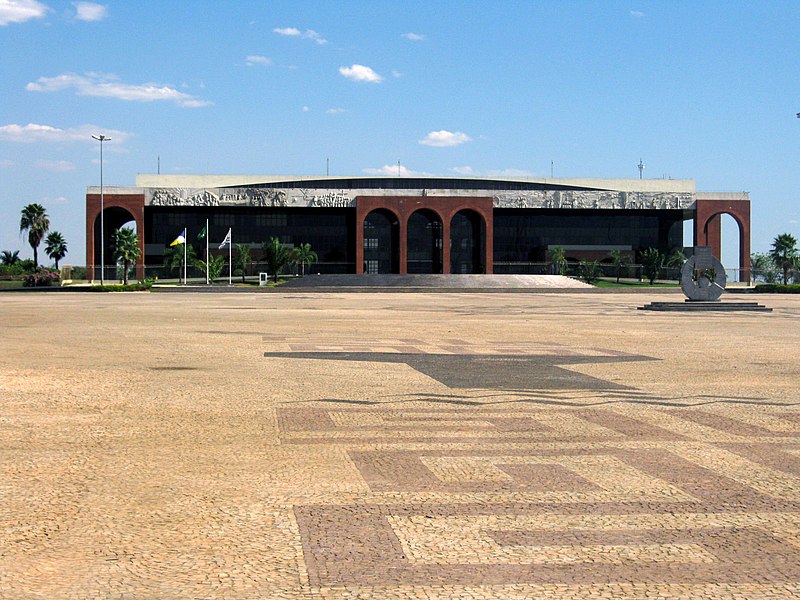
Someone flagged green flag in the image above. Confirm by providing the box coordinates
[197,225,206,240]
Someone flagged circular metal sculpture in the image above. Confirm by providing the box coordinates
[680,255,727,301]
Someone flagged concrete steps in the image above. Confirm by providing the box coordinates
[281,274,593,290]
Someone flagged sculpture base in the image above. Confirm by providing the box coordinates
[638,301,771,312]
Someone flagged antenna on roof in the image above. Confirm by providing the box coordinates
[637,159,645,180]
[157,155,160,175]
[551,160,554,178]
[397,159,401,177]
[326,157,329,177]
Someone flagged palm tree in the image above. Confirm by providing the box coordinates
[112,227,141,285]
[609,250,629,283]
[291,242,318,277]
[19,203,50,267]
[233,243,252,283]
[163,243,197,282]
[262,236,292,282]
[750,252,778,284]
[548,246,567,275]
[1,250,20,266]
[769,233,799,285]
[640,247,663,285]
[194,254,227,283]
[664,248,687,281]
[44,231,68,269]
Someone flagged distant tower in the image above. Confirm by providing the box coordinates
[637,159,645,180]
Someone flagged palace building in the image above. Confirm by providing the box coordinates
[85,174,750,280]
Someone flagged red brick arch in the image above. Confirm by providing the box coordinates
[694,198,750,283]
[86,192,146,281]
[356,196,494,274]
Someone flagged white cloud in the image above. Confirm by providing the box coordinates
[449,166,534,178]
[362,164,430,177]
[41,195,68,205]
[486,168,534,178]
[302,105,310,112]
[0,0,48,25]
[0,122,131,144]
[450,166,477,176]
[402,32,425,41]
[326,107,346,114]
[392,70,402,78]
[273,26,327,44]
[419,130,472,147]
[630,10,645,17]
[245,55,271,66]
[73,2,107,21]
[339,64,383,83]
[35,159,75,172]
[26,72,211,107]
[0,158,14,168]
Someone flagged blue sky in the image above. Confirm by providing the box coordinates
[1,0,799,266]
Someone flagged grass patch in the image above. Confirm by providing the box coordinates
[0,280,25,289]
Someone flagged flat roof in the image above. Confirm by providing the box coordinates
[134,173,697,194]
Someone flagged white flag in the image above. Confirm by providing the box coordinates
[218,228,231,249]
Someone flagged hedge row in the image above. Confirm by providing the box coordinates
[87,283,153,292]
[753,283,800,293]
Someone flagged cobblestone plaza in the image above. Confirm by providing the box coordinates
[2,291,800,598]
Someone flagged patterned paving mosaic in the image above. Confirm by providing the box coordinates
[263,334,800,596]
[3,293,800,599]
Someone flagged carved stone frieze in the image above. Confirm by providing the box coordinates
[145,187,694,210]
[492,190,694,210]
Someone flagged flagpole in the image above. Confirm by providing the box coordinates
[228,230,232,285]
[205,218,209,285]
[183,232,187,285]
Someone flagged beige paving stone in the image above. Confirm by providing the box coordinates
[2,291,800,598]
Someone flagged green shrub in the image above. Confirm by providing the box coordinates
[22,270,60,287]
[753,283,800,293]
[577,260,601,284]
[88,282,153,292]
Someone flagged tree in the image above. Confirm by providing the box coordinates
[664,248,687,281]
[1,250,20,266]
[577,260,601,284]
[163,243,197,282]
[769,233,799,285]
[233,243,252,283]
[194,254,227,283]
[609,250,629,284]
[640,247,663,285]
[112,227,141,285]
[291,242,318,277]
[750,252,779,284]
[44,231,68,269]
[19,203,50,267]
[548,246,567,275]
[262,236,292,282]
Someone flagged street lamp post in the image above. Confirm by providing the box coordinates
[92,134,111,284]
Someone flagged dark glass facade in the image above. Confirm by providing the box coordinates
[140,204,685,275]
[406,211,443,274]
[145,207,356,273]
[493,209,684,263]
[450,210,484,274]
[363,210,399,274]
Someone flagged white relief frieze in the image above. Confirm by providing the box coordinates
[492,190,694,210]
[146,187,692,210]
